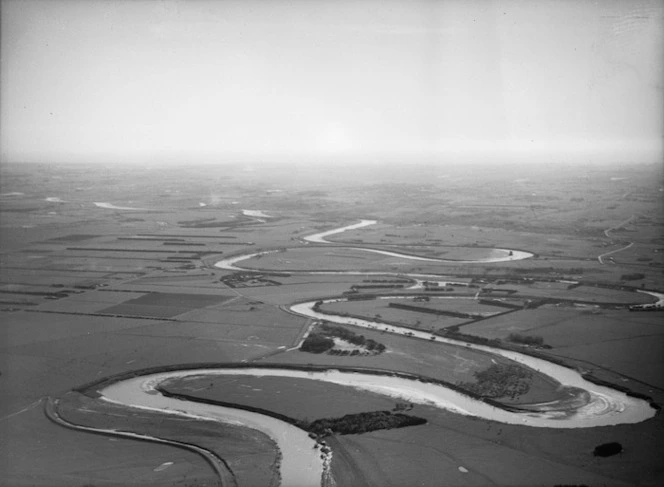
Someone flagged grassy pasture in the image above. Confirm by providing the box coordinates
[241,247,384,272]
[100,292,231,318]
[329,400,664,487]
[143,316,305,347]
[318,298,474,330]
[56,392,279,487]
[325,222,601,257]
[229,282,356,306]
[460,307,664,387]
[0,405,216,487]
[239,246,528,274]
[161,375,401,421]
[324,301,469,330]
[271,325,571,406]
[481,282,653,304]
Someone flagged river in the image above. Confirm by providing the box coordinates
[80,220,658,486]
[101,371,324,487]
[303,220,378,243]
[97,357,655,486]
[288,299,655,428]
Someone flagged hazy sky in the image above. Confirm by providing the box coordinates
[1,0,662,165]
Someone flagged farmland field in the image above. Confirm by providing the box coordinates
[1,161,663,486]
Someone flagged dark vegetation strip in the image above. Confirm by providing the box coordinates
[44,397,235,487]
[66,247,197,254]
[0,266,140,274]
[51,255,169,261]
[301,411,426,436]
[137,234,238,239]
[182,242,253,246]
[351,284,405,289]
[362,279,412,283]
[96,280,211,289]
[180,222,262,229]
[118,237,187,242]
[162,242,207,246]
[0,281,61,287]
[343,293,382,300]
[0,289,69,297]
[118,238,246,246]
[23,309,177,321]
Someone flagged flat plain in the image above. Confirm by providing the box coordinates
[1,161,663,486]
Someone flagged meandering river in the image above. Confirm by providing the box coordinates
[77,220,657,486]
[288,299,655,427]
[101,371,324,487]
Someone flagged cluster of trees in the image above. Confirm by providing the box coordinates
[507,333,549,348]
[593,442,623,457]
[327,349,368,356]
[300,334,334,353]
[319,323,386,353]
[300,324,386,355]
[457,363,533,399]
[300,411,426,436]
[345,293,378,301]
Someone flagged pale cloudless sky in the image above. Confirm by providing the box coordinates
[1,0,662,165]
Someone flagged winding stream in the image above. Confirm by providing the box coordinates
[101,371,324,487]
[288,299,655,427]
[73,220,658,486]
[303,220,378,243]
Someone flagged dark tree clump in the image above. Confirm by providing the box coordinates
[300,334,334,353]
[593,442,623,457]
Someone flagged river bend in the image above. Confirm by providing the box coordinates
[70,221,658,486]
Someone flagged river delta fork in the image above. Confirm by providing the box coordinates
[1,161,663,487]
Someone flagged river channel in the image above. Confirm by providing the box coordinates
[85,221,657,486]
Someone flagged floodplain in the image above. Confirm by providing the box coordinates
[1,161,663,486]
